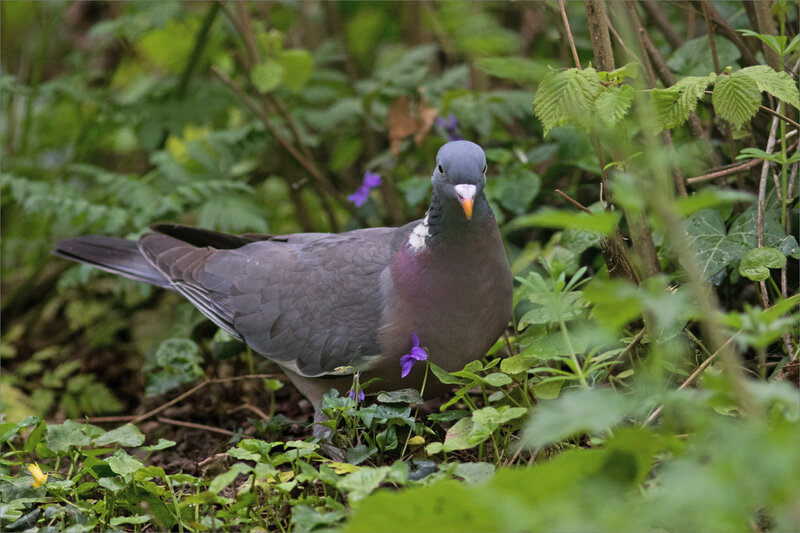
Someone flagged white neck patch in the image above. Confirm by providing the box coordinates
[408,212,430,252]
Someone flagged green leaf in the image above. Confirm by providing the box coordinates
[739,247,787,281]
[534,68,604,136]
[737,65,799,109]
[483,372,513,387]
[93,424,145,447]
[523,388,636,448]
[278,49,314,92]
[209,463,252,494]
[651,75,715,130]
[737,29,786,56]
[712,72,761,129]
[338,466,391,501]
[110,515,151,527]
[107,449,145,482]
[476,57,550,84]
[46,420,103,453]
[500,354,537,374]
[505,208,619,235]
[429,363,471,385]
[453,462,496,484]
[376,389,424,404]
[684,208,749,280]
[0,415,40,443]
[667,36,740,76]
[141,438,177,452]
[675,187,753,216]
[250,60,284,93]
[144,338,204,397]
[594,85,634,124]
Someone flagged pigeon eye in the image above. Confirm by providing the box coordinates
[437,164,444,174]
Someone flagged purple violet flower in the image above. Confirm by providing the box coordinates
[400,333,428,378]
[348,388,365,402]
[435,114,463,141]
[348,171,382,207]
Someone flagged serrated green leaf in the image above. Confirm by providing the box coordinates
[595,85,634,124]
[533,68,603,136]
[46,420,103,453]
[737,65,799,109]
[651,75,714,130]
[739,247,787,281]
[107,449,145,482]
[251,60,284,93]
[712,72,761,129]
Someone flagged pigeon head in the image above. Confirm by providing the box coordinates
[432,141,487,221]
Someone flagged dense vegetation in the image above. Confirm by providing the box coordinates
[1,1,798,531]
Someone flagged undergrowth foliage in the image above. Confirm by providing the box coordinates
[1,1,798,532]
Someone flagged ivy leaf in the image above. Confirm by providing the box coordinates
[651,75,715,130]
[595,85,634,124]
[684,209,750,280]
[739,247,787,282]
[737,65,799,109]
[712,72,761,129]
[251,60,284,93]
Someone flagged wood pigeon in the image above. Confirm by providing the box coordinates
[54,140,513,431]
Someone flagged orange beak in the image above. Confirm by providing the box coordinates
[454,184,477,221]
[460,198,474,220]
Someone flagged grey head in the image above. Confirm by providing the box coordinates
[429,140,489,229]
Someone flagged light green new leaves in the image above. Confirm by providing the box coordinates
[651,75,715,130]
[652,65,798,131]
[594,84,634,124]
[739,247,786,281]
[426,406,528,454]
[712,71,761,129]
[251,49,314,94]
[533,68,604,136]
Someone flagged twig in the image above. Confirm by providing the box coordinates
[503,331,516,357]
[685,158,762,184]
[558,0,582,69]
[211,66,361,220]
[700,1,721,74]
[230,403,272,422]
[177,2,219,97]
[555,188,592,214]
[584,0,615,71]
[642,332,740,426]
[757,115,781,309]
[129,373,280,426]
[157,417,237,437]
[640,1,683,50]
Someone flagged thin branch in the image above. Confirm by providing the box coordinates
[177,2,219,97]
[129,374,280,426]
[757,115,781,310]
[686,158,762,184]
[558,0,582,69]
[211,66,362,220]
[555,188,593,214]
[584,0,615,70]
[642,331,740,426]
[640,0,683,50]
[700,1,721,74]
[157,417,237,437]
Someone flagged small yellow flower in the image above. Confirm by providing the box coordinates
[26,463,47,488]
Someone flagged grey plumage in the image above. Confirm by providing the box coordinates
[54,141,513,416]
